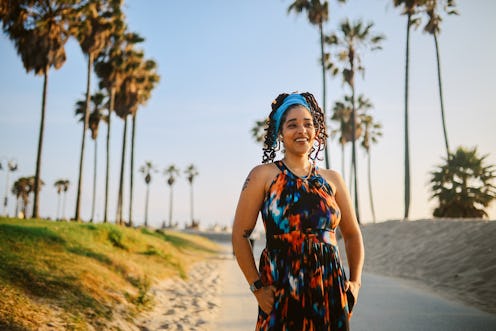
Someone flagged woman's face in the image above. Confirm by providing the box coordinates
[280,106,316,156]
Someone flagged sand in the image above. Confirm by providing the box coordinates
[358,219,496,314]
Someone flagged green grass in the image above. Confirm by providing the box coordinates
[0,217,221,330]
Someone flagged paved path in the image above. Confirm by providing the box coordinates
[211,239,496,331]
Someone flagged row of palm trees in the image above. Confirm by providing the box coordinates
[1,0,160,224]
[139,163,199,228]
[281,0,463,221]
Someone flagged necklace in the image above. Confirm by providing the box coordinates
[282,160,313,180]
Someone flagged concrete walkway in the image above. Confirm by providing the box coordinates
[211,239,496,331]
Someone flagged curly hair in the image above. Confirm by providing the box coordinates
[262,92,328,164]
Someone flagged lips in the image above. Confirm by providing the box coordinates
[295,138,308,142]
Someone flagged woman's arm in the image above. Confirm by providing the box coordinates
[329,170,364,298]
[232,165,275,313]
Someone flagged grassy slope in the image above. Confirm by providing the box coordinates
[0,217,221,330]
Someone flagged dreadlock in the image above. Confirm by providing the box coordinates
[262,92,328,164]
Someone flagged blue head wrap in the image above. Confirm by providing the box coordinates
[271,94,310,147]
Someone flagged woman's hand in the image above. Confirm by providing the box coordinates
[254,285,276,314]
[344,280,361,302]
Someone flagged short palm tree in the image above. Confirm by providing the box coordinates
[288,0,347,169]
[0,159,18,217]
[1,0,75,218]
[422,0,458,158]
[325,19,384,222]
[12,176,43,219]
[164,165,180,228]
[139,161,156,227]
[185,164,199,228]
[430,147,496,218]
[75,91,107,222]
[393,0,425,220]
[54,178,70,220]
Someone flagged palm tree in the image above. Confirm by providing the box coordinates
[112,33,145,225]
[93,4,126,223]
[1,159,18,217]
[330,95,358,182]
[429,146,496,218]
[358,101,383,223]
[325,19,384,223]
[164,164,180,228]
[393,0,424,220]
[422,0,458,158]
[72,0,114,222]
[75,91,106,222]
[12,176,43,219]
[184,164,199,228]
[139,161,155,227]
[54,178,69,220]
[127,58,160,227]
[251,119,268,145]
[12,177,34,219]
[1,0,75,218]
[288,0,347,169]
[61,179,70,220]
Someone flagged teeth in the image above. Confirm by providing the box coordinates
[296,138,307,142]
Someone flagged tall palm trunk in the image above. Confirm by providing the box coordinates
[190,183,194,227]
[144,184,149,227]
[168,185,173,227]
[103,87,115,223]
[404,14,412,220]
[32,69,48,219]
[349,54,360,223]
[367,151,376,223]
[75,54,94,221]
[56,192,61,220]
[341,142,346,182]
[90,138,97,222]
[62,190,67,220]
[434,32,450,158]
[116,116,128,225]
[128,114,137,227]
[319,22,330,169]
[350,91,360,223]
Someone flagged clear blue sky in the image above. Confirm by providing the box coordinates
[1,0,495,228]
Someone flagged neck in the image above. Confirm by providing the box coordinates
[282,154,311,171]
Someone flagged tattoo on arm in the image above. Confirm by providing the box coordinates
[243,228,254,239]
[242,176,251,191]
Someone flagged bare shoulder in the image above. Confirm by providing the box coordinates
[243,163,280,192]
[318,168,344,194]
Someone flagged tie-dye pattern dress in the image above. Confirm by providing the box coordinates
[256,160,351,331]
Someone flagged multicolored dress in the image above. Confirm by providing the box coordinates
[256,160,351,331]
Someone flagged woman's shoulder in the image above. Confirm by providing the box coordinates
[248,162,280,179]
[317,168,344,192]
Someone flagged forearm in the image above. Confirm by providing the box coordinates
[344,231,364,285]
[232,230,260,285]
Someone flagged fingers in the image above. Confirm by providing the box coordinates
[257,286,276,315]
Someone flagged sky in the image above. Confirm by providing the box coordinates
[0,0,495,229]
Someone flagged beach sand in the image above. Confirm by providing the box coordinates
[358,219,496,314]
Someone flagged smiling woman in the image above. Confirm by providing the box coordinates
[232,92,364,330]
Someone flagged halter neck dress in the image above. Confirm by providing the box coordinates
[256,160,351,331]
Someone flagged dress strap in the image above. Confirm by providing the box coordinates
[274,160,287,172]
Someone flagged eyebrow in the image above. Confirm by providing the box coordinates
[286,118,313,123]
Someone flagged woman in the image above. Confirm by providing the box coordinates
[232,92,364,330]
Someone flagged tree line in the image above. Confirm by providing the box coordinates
[252,0,496,221]
[0,0,161,225]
